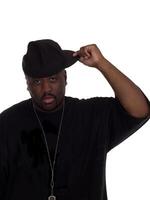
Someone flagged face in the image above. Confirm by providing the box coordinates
[26,70,67,111]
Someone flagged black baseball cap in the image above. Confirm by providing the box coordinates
[22,39,79,78]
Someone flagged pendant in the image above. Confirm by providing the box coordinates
[48,195,56,200]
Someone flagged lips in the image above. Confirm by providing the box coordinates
[42,96,55,104]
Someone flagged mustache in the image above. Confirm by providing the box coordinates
[41,92,57,99]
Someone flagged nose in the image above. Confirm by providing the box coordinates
[42,79,52,93]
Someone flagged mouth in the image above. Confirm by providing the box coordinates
[42,96,56,104]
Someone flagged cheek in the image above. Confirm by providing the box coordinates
[28,86,41,99]
[56,82,66,96]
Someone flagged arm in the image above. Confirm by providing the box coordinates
[73,44,150,118]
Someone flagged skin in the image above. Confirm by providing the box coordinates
[73,44,150,118]
[26,70,67,112]
[26,43,150,117]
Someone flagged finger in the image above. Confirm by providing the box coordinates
[73,51,80,57]
[73,49,84,58]
[81,46,92,58]
[73,45,92,58]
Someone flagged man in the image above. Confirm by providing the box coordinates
[0,39,149,200]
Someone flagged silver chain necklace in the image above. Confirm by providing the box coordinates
[32,100,65,200]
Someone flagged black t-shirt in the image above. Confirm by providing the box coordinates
[36,107,63,162]
[0,96,149,200]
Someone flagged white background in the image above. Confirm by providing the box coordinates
[0,0,149,199]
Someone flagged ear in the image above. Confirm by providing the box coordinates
[64,70,67,85]
[25,75,30,91]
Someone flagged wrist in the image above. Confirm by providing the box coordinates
[95,57,109,71]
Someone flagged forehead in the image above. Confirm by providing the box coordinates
[26,70,65,80]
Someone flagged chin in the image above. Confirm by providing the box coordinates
[41,103,57,112]
[34,98,64,112]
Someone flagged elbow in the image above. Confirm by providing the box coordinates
[130,103,150,118]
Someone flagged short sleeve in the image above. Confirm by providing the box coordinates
[107,98,150,151]
[0,114,8,199]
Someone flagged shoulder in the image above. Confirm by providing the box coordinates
[65,96,116,111]
[0,99,32,120]
[66,96,115,104]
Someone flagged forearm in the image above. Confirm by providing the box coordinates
[74,44,150,118]
[96,58,150,118]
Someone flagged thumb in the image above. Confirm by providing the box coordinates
[73,51,79,57]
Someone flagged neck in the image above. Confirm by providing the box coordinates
[32,97,65,113]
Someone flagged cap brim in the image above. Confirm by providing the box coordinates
[63,50,79,68]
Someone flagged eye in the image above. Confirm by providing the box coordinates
[32,79,41,85]
[49,76,57,82]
